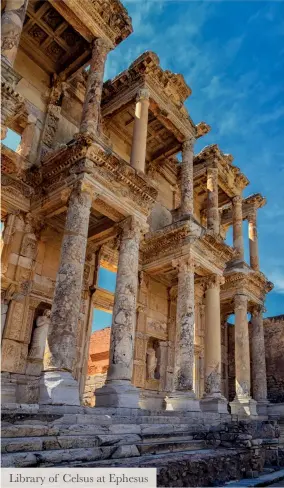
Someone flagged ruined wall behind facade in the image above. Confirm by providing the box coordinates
[263,315,284,403]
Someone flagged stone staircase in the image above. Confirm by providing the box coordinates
[1,405,283,487]
[1,405,229,467]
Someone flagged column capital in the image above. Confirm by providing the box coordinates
[182,136,195,153]
[119,216,148,240]
[232,194,243,205]
[172,254,194,273]
[203,274,225,291]
[251,303,264,317]
[136,87,150,102]
[92,37,112,55]
[234,293,248,307]
[247,207,257,223]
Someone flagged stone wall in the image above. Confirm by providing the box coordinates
[263,315,284,403]
[87,327,110,375]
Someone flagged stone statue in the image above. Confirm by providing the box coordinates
[28,310,51,362]
[146,347,157,380]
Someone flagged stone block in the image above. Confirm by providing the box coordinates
[111,445,140,458]
[165,392,201,412]
[2,437,43,453]
[1,339,28,374]
[39,371,80,406]
[95,380,140,408]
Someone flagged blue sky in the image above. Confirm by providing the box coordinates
[3,1,283,320]
[103,0,284,317]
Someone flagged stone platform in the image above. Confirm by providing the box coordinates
[1,403,284,488]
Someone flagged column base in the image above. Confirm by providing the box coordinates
[39,371,80,406]
[94,380,140,408]
[230,396,258,417]
[201,393,228,414]
[256,399,269,416]
[165,391,201,412]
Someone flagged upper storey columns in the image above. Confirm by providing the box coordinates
[80,38,110,139]
[207,163,219,234]
[248,208,259,270]
[95,217,146,408]
[232,194,244,261]
[39,181,94,405]
[1,0,29,67]
[180,136,195,217]
[130,88,150,173]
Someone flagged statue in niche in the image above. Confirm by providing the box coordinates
[28,310,51,361]
[146,346,157,380]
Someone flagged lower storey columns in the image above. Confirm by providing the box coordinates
[39,181,94,405]
[230,294,257,416]
[251,305,269,415]
[95,217,144,408]
[201,275,227,413]
[166,255,200,411]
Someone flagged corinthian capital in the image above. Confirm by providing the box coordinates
[203,274,225,291]
[93,37,111,55]
[119,216,148,241]
[183,135,195,153]
[172,254,195,273]
[136,87,150,102]
[232,194,242,205]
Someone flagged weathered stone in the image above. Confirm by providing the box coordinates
[111,444,140,458]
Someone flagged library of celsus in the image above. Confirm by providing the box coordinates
[1,0,283,478]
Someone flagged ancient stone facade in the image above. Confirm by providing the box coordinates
[1,0,278,419]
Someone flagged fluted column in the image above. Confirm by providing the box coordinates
[207,164,219,234]
[39,181,94,405]
[80,38,110,138]
[130,88,150,173]
[248,209,259,270]
[166,254,200,411]
[232,195,244,260]
[180,136,195,217]
[201,275,227,413]
[251,305,268,414]
[1,0,29,67]
[95,217,145,408]
[230,294,257,416]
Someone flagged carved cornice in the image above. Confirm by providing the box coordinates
[38,134,157,216]
[220,193,267,226]
[221,269,274,302]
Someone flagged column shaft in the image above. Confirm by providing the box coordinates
[232,195,244,260]
[204,277,222,395]
[95,217,144,408]
[207,166,219,234]
[40,181,93,405]
[248,210,259,270]
[80,38,109,138]
[234,294,250,398]
[1,0,29,67]
[251,306,267,402]
[130,88,150,173]
[180,137,195,216]
[166,254,200,411]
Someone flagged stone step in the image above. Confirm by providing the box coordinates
[137,439,206,455]
[1,421,207,438]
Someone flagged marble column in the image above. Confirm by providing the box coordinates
[1,0,29,67]
[230,294,257,416]
[80,38,110,138]
[207,164,219,234]
[95,217,144,408]
[248,209,259,271]
[251,305,268,415]
[180,136,195,217]
[130,88,150,173]
[201,275,227,413]
[39,181,94,405]
[166,254,200,411]
[232,195,244,260]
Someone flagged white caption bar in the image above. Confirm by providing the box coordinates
[1,468,157,488]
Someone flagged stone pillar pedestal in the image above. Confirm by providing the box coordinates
[80,38,110,138]
[180,137,195,218]
[130,88,150,173]
[39,181,94,405]
[95,217,144,408]
[230,294,257,417]
[232,195,244,261]
[251,305,268,415]
[166,255,200,411]
[201,276,227,413]
[1,0,29,67]
[207,165,219,234]
[248,209,259,271]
